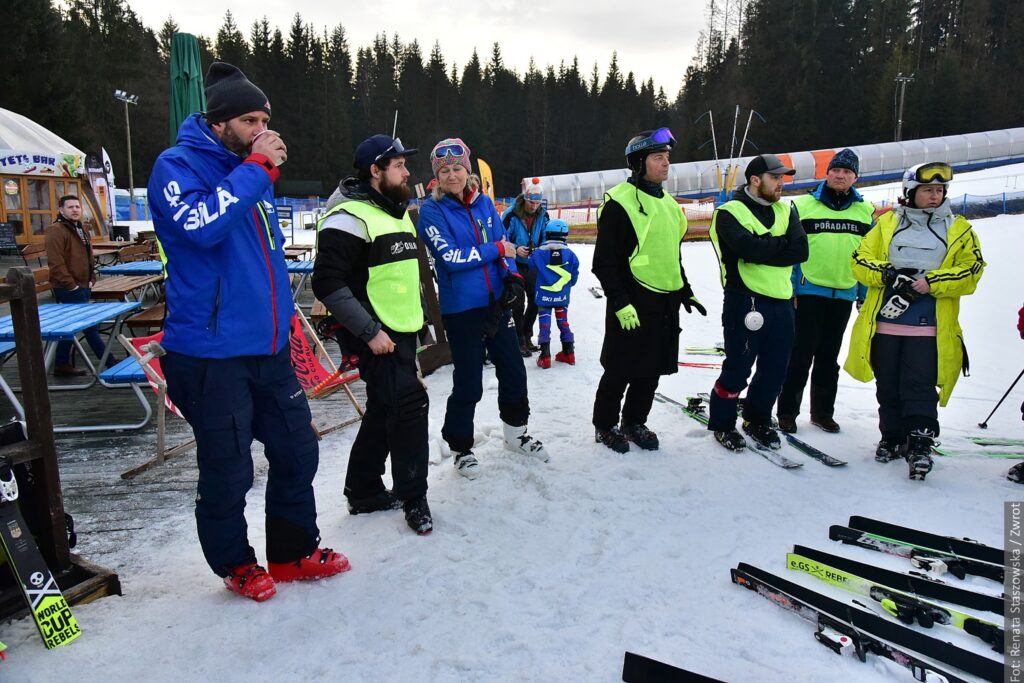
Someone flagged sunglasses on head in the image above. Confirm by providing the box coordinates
[914,162,953,184]
[432,143,466,160]
[374,138,406,164]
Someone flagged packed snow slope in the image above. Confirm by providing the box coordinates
[3,178,1020,681]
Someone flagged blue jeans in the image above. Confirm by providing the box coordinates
[52,287,112,367]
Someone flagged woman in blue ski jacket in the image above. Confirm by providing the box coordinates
[416,138,549,477]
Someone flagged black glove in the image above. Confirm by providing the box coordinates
[891,273,918,301]
[501,272,526,309]
[483,299,504,339]
[881,265,899,286]
[680,284,707,316]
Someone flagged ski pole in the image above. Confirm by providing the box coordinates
[978,367,1024,428]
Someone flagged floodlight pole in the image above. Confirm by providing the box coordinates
[114,89,139,220]
[894,73,914,142]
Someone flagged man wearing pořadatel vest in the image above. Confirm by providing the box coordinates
[148,62,349,602]
[591,127,705,454]
[311,134,433,536]
[776,148,874,435]
[706,154,808,453]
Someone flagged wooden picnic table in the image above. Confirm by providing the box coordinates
[91,240,132,249]
[90,275,163,302]
[98,261,163,276]
[285,244,315,260]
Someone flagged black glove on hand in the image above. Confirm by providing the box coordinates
[501,272,526,309]
[892,273,918,301]
[680,284,707,316]
[483,299,504,339]
[881,265,899,286]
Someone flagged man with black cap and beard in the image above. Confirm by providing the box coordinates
[311,135,432,535]
[706,154,808,453]
[149,62,350,602]
[591,128,705,454]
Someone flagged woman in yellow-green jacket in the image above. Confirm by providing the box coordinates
[844,162,984,481]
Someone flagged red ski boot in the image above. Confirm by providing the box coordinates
[268,547,351,582]
[224,562,277,602]
[536,342,551,369]
[555,342,575,365]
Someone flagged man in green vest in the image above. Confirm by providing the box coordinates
[311,134,432,535]
[777,149,874,435]
[707,154,808,452]
[592,127,705,453]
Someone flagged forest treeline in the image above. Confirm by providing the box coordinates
[4,0,1021,196]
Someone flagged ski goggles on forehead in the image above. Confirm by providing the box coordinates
[432,142,466,160]
[914,162,953,184]
[374,137,407,163]
[625,127,676,156]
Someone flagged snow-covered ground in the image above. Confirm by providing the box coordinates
[4,170,1019,681]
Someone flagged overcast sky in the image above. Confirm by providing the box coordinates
[128,0,706,96]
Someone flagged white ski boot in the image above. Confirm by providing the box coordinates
[502,422,549,462]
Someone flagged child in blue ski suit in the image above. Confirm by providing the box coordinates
[528,219,580,367]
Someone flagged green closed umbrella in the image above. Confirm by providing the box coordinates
[169,33,205,146]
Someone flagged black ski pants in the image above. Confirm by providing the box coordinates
[708,291,795,431]
[870,333,939,439]
[592,372,659,431]
[345,331,429,503]
[777,295,853,420]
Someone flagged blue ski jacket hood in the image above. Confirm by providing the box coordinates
[147,113,293,358]
[417,189,516,315]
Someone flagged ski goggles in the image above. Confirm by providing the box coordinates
[432,142,467,160]
[913,162,953,184]
[625,127,676,156]
[374,137,407,164]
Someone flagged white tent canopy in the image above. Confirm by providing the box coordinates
[0,107,85,176]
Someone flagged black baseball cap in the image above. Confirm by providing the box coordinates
[744,154,796,181]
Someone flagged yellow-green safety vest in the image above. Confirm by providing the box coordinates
[710,200,793,299]
[791,193,873,290]
[598,182,686,293]
[317,201,423,333]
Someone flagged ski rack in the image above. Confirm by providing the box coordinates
[0,268,121,621]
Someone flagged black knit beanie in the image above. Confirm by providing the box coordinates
[204,62,271,124]
[827,148,859,176]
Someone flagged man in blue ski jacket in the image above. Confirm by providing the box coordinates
[148,62,348,602]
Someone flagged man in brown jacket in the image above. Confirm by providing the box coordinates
[44,195,115,376]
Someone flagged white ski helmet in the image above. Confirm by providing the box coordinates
[902,162,953,202]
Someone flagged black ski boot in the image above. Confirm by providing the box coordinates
[518,336,533,358]
[776,415,797,434]
[620,423,659,450]
[403,495,433,535]
[1008,462,1024,483]
[742,420,782,449]
[347,490,403,515]
[714,428,747,452]
[875,435,905,462]
[906,429,936,480]
[595,426,630,453]
[810,415,841,433]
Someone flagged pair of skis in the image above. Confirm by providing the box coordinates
[684,345,725,356]
[732,562,1002,682]
[656,393,846,468]
[829,515,1004,582]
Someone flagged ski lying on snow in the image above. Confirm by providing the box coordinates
[829,525,1003,583]
[683,346,725,356]
[621,652,724,683]
[733,563,1001,683]
[969,436,1024,447]
[677,361,723,369]
[847,516,1003,568]
[933,446,1024,459]
[787,545,1003,652]
[588,286,604,298]
[653,393,803,469]
[693,392,846,467]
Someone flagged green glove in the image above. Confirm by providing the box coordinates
[615,304,640,331]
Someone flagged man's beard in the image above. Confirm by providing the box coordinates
[218,122,250,155]
[757,183,781,202]
[380,175,411,204]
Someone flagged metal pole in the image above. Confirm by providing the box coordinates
[124,100,136,221]
[978,367,1024,429]
[894,73,914,143]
